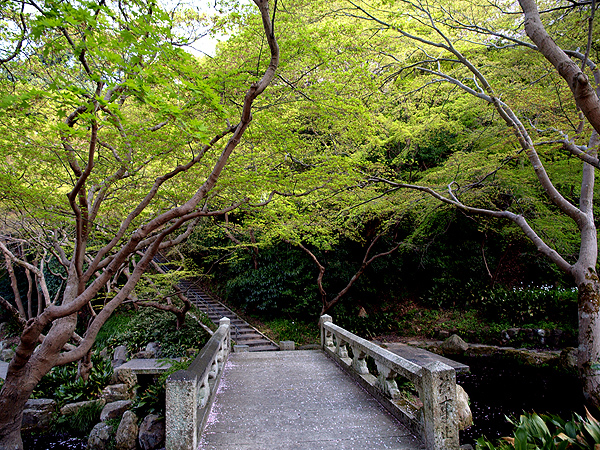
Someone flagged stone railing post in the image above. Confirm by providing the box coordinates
[166,317,231,450]
[320,315,333,349]
[421,361,459,450]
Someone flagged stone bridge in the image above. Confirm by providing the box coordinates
[165,315,463,450]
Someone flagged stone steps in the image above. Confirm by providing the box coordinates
[154,256,279,352]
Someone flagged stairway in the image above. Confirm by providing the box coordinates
[178,280,279,352]
[152,255,278,352]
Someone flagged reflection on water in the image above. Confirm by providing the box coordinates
[23,433,86,450]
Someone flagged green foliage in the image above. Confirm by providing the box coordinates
[32,351,113,406]
[334,311,398,338]
[102,308,210,358]
[224,244,320,318]
[476,287,578,328]
[133,358,192,418]
[476,411,600,450]
[52,401,103,436]
[262,318,319,345]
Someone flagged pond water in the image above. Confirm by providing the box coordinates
[456,355,587,446]
[23,433,86,450]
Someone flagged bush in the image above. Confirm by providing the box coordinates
[32,351,113,406]
[476,286,578,327]
[476,411,600,450]
[102,307,210,357]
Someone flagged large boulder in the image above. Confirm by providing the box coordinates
[138,414,165,450]
[456,385,473,430]
[60,399,106,416]
[440,334,468,354]
[102,383,133,402]
[100,400,133,421]
[116,410,138,450]
[88,422,113,450]
[145,342,161,358]
[22,398,56,432]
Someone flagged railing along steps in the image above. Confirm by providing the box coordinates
[153,255,278,352]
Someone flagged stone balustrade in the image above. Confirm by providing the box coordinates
[165,317,230,450]
[320,315,459,450]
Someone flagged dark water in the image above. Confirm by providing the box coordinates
[23,433,87,450]
[456,355,587,446]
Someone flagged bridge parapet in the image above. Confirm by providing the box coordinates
[165,317,230,450]
[320,315,459,450]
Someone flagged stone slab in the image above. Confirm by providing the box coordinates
[198,350,425,450]
[0,361,7,379]
[116,358,179,375]
[377,342,470,373]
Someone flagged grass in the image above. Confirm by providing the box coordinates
[259,318,320,346]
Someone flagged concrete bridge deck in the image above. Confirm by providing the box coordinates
[199,350,426,450]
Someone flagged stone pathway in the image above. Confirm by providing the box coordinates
[199,350,425,450]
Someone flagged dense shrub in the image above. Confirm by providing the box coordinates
[32,351,113,406]
[101,307,210,357]
[476,411,600,450]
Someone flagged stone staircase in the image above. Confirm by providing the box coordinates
[152,254,278,352]
[178,280,279,352]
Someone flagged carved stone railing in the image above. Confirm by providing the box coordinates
[165,317,231,450]
[320,315,459,450]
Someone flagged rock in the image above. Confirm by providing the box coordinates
[102,383,133,402]
[460,445,474,450]
[133,350,154,359]
[0,348,15,362]
[456,385,473,430]
[22,398,56,432]
[116,410,138,450]
[504,348,558,366]
[505,328,520,339]
[100,400,133,421]
[99,347,110,360]
[113,345,128,368]
[437,330,451,340]
[186,348,199,357]
[138,414,165,450]
[466,345,500,357]
[88,422,113,450]
[440,334,468,354]
[358,307,368,318]
[560,347,578,371]
[145,342,161,358]
[112,368,138,389]
[60,399,106,416]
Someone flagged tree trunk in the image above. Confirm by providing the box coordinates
[575,272,600,408]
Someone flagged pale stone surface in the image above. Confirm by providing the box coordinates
[379,342,469,373]
[139,414,165,450]
[145,342,161,357]
[199,350,425,450]
[102,383,132,402]
[455,385,473,430]
[100,400,133,421]
[22,398,56,432]
[233,344,249,353]
[60,399,105,416]
[440,335,468,354]
[117,358,176,374]
[116,410,138,450]
[279,340,295,351]
[88,422,113,450]
[0,361,7,379]
[0,348,15,362]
